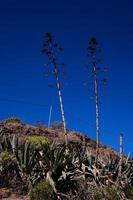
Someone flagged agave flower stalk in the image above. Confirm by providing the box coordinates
[118,133,123,182]
[87,38,107,162]
[87,38,100,162]
[42,33,68,146]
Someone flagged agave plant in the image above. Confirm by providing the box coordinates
[40,143,66,191]
[41,143,96,198]
[0,134,38,170]
[124,161,133,185]
[0,134,41,186]
[30,143,78,198]
[0,134,14,153]
[15,141,36,174]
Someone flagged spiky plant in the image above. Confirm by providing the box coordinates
[15,141,36,175]
[32,143,83,197]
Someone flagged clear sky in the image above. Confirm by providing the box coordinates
[0,0,133,156]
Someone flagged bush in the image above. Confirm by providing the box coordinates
[105,187,119,200]
[26,136,49,149]
[51,122,64,130]
[4,117,21,123]
[0,152,19,187]
[29,180,55,200]
[123,184,133,198]
[0,151,17,171]
[94,186,120,200]
[94,191,103,200]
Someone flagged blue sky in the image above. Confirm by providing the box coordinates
[0,0,133,156]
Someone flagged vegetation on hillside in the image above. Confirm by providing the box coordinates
[0,128,133,199]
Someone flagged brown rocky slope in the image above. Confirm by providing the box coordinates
[0,118,118,163]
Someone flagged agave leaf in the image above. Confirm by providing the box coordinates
[46,171,56,192]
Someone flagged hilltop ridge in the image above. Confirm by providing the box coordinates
[0,118,118,162]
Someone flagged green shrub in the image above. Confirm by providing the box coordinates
[0,151,17,167]
[0,152,19,187]
[123,184,133,198]
[5,117,21,123]
[26,136,49,149]
[29,180,55,200]
[105,187,119,200]
[94,186,119,200]
[51,122,64,130]
[94,191,103,200]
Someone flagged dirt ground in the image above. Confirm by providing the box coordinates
[0,188,29,200]
[1,194,29,200]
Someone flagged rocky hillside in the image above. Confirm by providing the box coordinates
[0,118,133,200]
[0,118,118,162]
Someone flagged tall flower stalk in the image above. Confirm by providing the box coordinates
[87,38,107,162]
[42,32,68,146]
